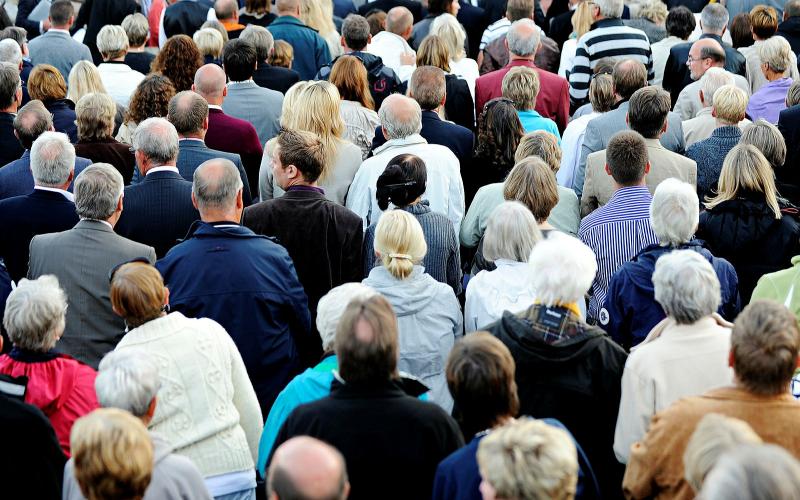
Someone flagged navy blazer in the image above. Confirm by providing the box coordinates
[0,113,23,168]
[253,62,300,95]
[777,105,800,206]
[115,170,200,258]
[0,151,92,201]
[371,110,474,166]
[174,139,253,205]
[0,189,79,283]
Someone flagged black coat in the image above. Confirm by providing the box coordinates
[73,0,140,64]
[371,110,475,166]
[163,0,214,40]
[0,112,23,167]
[253,61,300,95]
[44,99,78,144]
[457,0,489,59]
[74,139,136,185]
[777,105,800,206]
[15,0,43,39]
[358,0,425,24]
[778,17,800,56]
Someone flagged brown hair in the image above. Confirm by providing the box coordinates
[27,64,67,101]
[330,55,375,110]
[749,5,778,39]
[606,130,648,186]
[628,86,671,139]
[125,74,176,125]
[276,129,326,183]
[334,295,399,384]
[269,40,294,69]
[502,66,540,111]
[612,59,648,100]
[503,157,559,222]
[110,262,166,328]
[514,130,562,172]
[416,35,450,73]
[150,35,203,92]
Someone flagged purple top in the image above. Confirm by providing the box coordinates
[746,77,792,124]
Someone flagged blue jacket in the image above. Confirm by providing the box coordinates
[602,240,741,350]
[0,151,92,201]
[268,16,331,80]
[156,221,312,414]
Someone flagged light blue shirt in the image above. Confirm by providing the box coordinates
[517,110,561,142]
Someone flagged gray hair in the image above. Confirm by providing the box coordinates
[699,444,800,500]
[652,250,721,325]
[594,0,623,18]
[122,13,149,47]
[168,90,209,135]
[193,28,224,58]
[378,94,422,139]
[740,119,787,168]
[409,66,445,111]
[13,100,53,149]
[385,6,413,35]
[700,67,734,107]
[759,35,794,74]
[506,19,540,57]
[132,117,179,164]
[483,201,543,263]
[96,25,129,59]
[240,24,273,61]
[650,178,699,246]
[700,3,729,34]
[342,14,371,50]
[74,163,124,220]
[96,350,161,418]
[316,283,378,351]
[192,158,243,211]
[3,275,66,351]
[30,131,75,187]
[0,38,21,65]
[529,232,597,305]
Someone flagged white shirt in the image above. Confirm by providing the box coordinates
[80,218,113,229]
[558,38,577,78]
[449,58,479,99]
[34,185,74,201]
[366,31,416,82]
[479,17,510,50]
[464,260,536,332]
[146,165,180,175]
[97,63,145,108]
[558,111,601,189]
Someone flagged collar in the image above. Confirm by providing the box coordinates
[208,104,223,111]
[519,109,543,118]
[421,110,441,120]
[273,15,306,26]
[221,20,246,30]
[179,137,205,144]
[99,62,134,72]
[146,165,180,175]
[700,33,723,43]
[47,28,71,35]
[287,185,325,194]
[507,59,536,69]
[696,107,713,117]
[643,137,664,149]
[208,221,241,228]
[712,125,742,138]
[80,218,113,229]
[227,80,257,87]
[9,347,61,363]
[591,18,625,29]
[373,134,428,155]
[609,185,652,203]
[34,185,74,201]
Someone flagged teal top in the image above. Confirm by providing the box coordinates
[518,110,561,141]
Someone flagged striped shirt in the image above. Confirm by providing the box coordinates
[568,19,654,108]
[479,18,511,50]
[578,186,658,321]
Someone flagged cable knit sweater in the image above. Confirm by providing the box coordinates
[114,312,263,477]
[686,126,741,202]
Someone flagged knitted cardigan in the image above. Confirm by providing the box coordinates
[686,126,741,202]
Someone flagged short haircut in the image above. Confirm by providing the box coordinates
[76,92,116,141]
[700,3,729,33]
[787,80,800,107]
[514,130,561,171]
[270,40,294,68]
[268,436,349,500]
[13,99,52,149]
[385,7,413,35]
[96,349,161,417]
[529,232,597,305]
[594,0,624,18]
[316,283,377,352]
[749,5,778,39]
[374,209,427,279]
[483,201,542,262]
[223,39,258,81]
[409,65,445,110]
[712,84,748,124]
[167,90,209,135]
[477,417,578,499]
[506,0,534,21]
[193,28,224,58]
[428,0,453,15]
[699,42,726,65]
[506,19,540,58]
[431,13,466,61]
[214,0,238,19]
[70,409,154,500]
[700,67,734,107]
[342,14,370,51]
[96,25,129,60]
[502,66,539,111]
[74,163,124,220]
[366,10,386,36]
[0,38,21,65]
[28,64,66,101]
[503,156,559,222]
[606,130,648,186]
[652,249,721,324]
[131,117,180,165]
[0,61,20,108]
[379,94,422,139]
[375,153,427,210]
[665,6,695,39]
[240,24,273,61]
[788,0,800,18]
[589,73,615,113]
[49,0,74,26]
[739,119,787,169]
[701,444,800,499]
[650,178,699,246]
[760,35,794,74]
[110,262,166,328]
[30,131,75,187]
[628,86,670,138]
[276,129,326,183]
[192,158,243,211]
[334,294,399,383]
[612,59,648,100]
[0,27,28,49]
[3,275,66,352]
[122,13,149,47]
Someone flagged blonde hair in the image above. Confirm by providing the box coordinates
[503,156,559,222]
[430,13,466,61]
[417,35,451,73]
[637,0,668,25]
[704,144,782,218]
[571,1,594,39]
[712,84,748,124]
[96,25,129,60]
[71,408,154,500]
[515,130,562,171]
[760,35,794,75]
[67,61,107,104]
[279,81,311,128]
[302,0,338,38]
[76,93,116,141]
[193,28,224,58]
[110,262,166,328]
[374,210,427,279]
[502,66,540,111]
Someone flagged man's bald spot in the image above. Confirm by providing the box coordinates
[385,7,413,34]
[383,94,416,122]
[271,436,347,499]
[194,64,227,98]
[17,101,47,129]
[276,0,299,14]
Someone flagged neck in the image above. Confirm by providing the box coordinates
[180,131,205,140]
[205,97,224,106]
[509,53,535,62]
[52,24,71,30]
[201,211,239,223]
[614,181,645,191]
[0,104,17,113]
[703,31,723,37]
[715,119,737,127]
[128,45,146,53]
[105,213,120,228]
[142,161,177,174]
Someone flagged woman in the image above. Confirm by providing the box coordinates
[239,0,275,27]
[302,0,342,59]
[557,0,593,78]
[151,35,203,92]
[259,81,362,204]
[363,210,462,411]
[417,35,474,130]
[746,35,795,123]
[116,74,176,145]
[739,6,800,93]
[0,276,99,456]
[67,60,125,136]
[193,28,225,66]
[697,144,800,301]
[329,55,381,159]
[464,201,542,332]
[730,13,754,50]
[363,154,461,294]
[431,13,478,98]
[624,0,667,44]
[740,118,798,206]
[110,262,262,499]
[269,40,294,69]
[28,64,78,142]
[74,93,137,184]
[411,0,461,49]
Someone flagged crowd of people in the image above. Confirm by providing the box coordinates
[2,0,800,498]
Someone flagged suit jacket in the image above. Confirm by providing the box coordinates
[175,139,253,205]
[581,138,698,217]
[28,220,156,368]
[0,113,23,169]
[205,108,263,199]
[162,0,212,41]
[74,139,136,185]
[253,62,300,95]
[15,0,44,39]
[777,105,800,205]
[778,17,800,56]
[371,110,474,166]
[222,80,283,147]
[28,31,93,82]
[0,189,79,283]
[74,0,140,64]
[45,99,78,143]
[358,0,425,24]
[0,151,92,201]
[115,169,199,258]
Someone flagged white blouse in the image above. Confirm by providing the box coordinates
[464,259,537,332]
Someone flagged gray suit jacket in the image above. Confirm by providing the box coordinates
[28,30,93,82]
[574,101,685,198]
[28,220,156,368]
[222,80,283,147]
[175,139,253,205]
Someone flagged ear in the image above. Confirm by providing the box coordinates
[202,115,209,131]
[236,188,243,210]
[661,118,668,135]
[625,113,630,127]
[222,86,227,98]
[711,106,717,119]
[146,397,157,421]
[66,169,74,186]
[644,161,651,175]
[163,287,170,307]
[340,35,346,48]
[367,34,373,45]
[116,194,124,212]
[604,163,612,176]
[699,89,705,106]
[191,191,199,209]
[728,349,734,368]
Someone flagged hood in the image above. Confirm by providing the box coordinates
[341,51,386,77]
[364,266,440,316]
[625,240,717,291]
[703,195,784,249]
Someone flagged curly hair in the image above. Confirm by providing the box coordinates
[125,73,176,125]
[474,98,524,176]
[150,35,203,92]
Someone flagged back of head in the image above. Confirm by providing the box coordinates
[334,294,399,384]
[637,0,667,25]
[0,61,19,109]
[167,90,209,135]
[428,0,453,15]
[240,24,273,61]
[759,35,794,74]
[193,63,227,100]
[514,130,561,171]
[96,25,129,60]
[502,156,559,223]
[67,60,106,104]
[316,283,377,353]
[3,274,66,352]
[76,92,116,141]
[366,10,386,36]
[787,81,800,108]
[214,0,238,20]
[416,34,451,72]
[49,0,74,27]
[268,436,350,500]
[483,200,542,262]
[529,232,597,306]
[594,0,623,19]
[13,99,53,150]
[699,67,734,107]
[152,36,203,92]
[506,0,534,22]
[279,81,311,127]
[0,27,28,50]
[730,13,754,49]
[739,119,786,169]
[122,13,149,47]
[0,38,21,65]
[700,3,729,34]
[70,408,153,500]
[223,38,258,82]
[700,444,800,500]
[589,73,615,113]
[131,117,180,165]
[126,74,176,125]
[606,130,648,186]
[730,300,800,396]
[276,0,300,15]
[612,59,648,100]
[502,66,539,111]
[506,18,540,58]
[712,84,748,124]
[477,417,578,500]
[374,209,427,279]
[192,158,243,213]
[650,178,699,246]
[431,13,466,61]
[379,94,422,140]
[342,14,370,51]
[330,54,374,110]
[385,7,413,35]
[193,28,224,58]
[28,64,66,101]
[74,163,124,220]
[409,65,445,111]
[706,143,781,216]
[202,19,229,43]
[375,153,426,210]
[30,131,75,187]
[476,98,524,167]
[627,86,670,139]
[652,249,721,325]
[665,6,695,39]
[285,81,344,142]
[276,128,326,183]
[749,5,778,39]
[788,0,800,19]
[96,348,161,417]
[109,261,167,329]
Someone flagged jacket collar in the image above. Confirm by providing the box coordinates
[591,18,625,29]
[142,169,184,182]
[506,59,537,70]
[179,138,207,149]
[711,125,742,139]
[644,137,664,149]
[421,110,441,121]
[703,385,797,404]
[271,15,317,31]
[183,220,265,240]
[75,218,114,232]
[373,133,428,155]
[227,79,259,89]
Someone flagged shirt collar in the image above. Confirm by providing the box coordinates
[146,165,179,175]
[287,185,325,194]
[208,104,223,110]
[81,218,113,229]
[609,185,652,203]
[48,28,71,35]
[373,134,428,155]
[34,185,74,201]
[591,18,625,29]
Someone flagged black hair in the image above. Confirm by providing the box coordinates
[375,154,427,210]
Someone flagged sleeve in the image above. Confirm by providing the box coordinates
[463,283,478,333]
[603,272,632,349]
[555,79,570,133]
[225,330,264,462]
[661,51,677,92]
[258,146,275,202]
[73,0,93,31]
[673,87,694,121]
[15,0,41,38]
[446,224,462,295]
[345,163,372,231]
[235,157,253,206]
[146,246,157,264]
[568,37,592,108]
[362,226,376,278]
[158,8,167,48]
[447,161,466,239]
[613,360,654,464]
[257,389,296,477]
[343,220,364,284]
[574,120,601,198]
[283,255,316,366]
[580,156,598,218]
[316,38,332,73]
[622,411,671,500]
[459,192,485,248]
[645,46,654,83]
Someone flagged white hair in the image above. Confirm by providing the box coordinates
[74,163,124,220]
[378,94,422,139]
[760,35,794,74]
[96,350,161,418]
[30,131,75,187]
[316,283,378,351]
[483,201,543,263]
[506,19,541,57]
[0,38,21,65]
[700,67,734,107]
[3,275,66,351]
[700,444,800,500]
[96,25,129,58]
[594,0,624,19]
[431,13,466,61]
[652,250,721,325]
[650,178,699,246]
[132,117,180,164]
[700,3,729,33]
[528,232,597,305]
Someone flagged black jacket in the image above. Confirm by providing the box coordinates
[163,0,214,40]
[358,0,425,23]
[0,112,23,167]
[778,17,800,56]
[666,0,709,11]
[253,61,301,95]
[44,99,78,144]
[777,105,800,206]
[457,0,489,59]
[15,0,43,39]
[73,0,140,64]
[371,110,475,166]
[444,74,475,131]
[316,51,401,110]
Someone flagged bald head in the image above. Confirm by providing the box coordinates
[688,38,726,80]
[276,0,300,16]
[268,437,349,500]
[385,7,413,36]
[13,99,53,149]
[378,94,422,139]
[168,90,209,136]
[612,59,648,100]
[193,64,227,104]
[214,0,238,21]
[192,158,243,220]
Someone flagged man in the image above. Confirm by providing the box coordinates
[0,132,79,284]
[624,300,800,500]
[15,0,52,40]
[268,0,331,80]
[346,94,464,235]
[574,59,684,198]
[0,100,91,201]
[357,0,424,24]
[365,7,416,83]
[316,15,400,109]
[567,0,653,110]
[267,437,350,500]
[0,63,27,170]
[28,163,157,368]
[579,130,658,324]
[673,39,751,121]
[777,0,800,55]
[73,0,140,64]
[96,25,145,108]
[243,129,363,322]
[214,0,246,39]
[159,0,214,47]
[28,1,93,82]
[371,66,474,166]
[0,30,32,105]
[474,19,568,131]
[156,159,312,414]
[115,118,199,258]
[269,294,464,499]
[167,90,253,205]
[240,25,300,95]
[582,87,697,216]
[193,64,263,198]
[222,39,283,147]
[683,68,752,146]
[476,0,533,67]
[662,4,747,107]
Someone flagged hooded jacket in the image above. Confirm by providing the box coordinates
[316,51,401,110]
[603,240,741,350]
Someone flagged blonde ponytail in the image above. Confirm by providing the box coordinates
[374,211,427,280]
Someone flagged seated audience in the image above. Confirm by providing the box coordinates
[746,35,795,124]
[27,0,92,82]
[700,444,800,499]
[73,93,136,184]
[27,64,77,142]
[267,437,350,500]
[682,69,751,148]
[67,61,126,136]
[740,5,800,93]
[240,25,300,95]
[151,35,204,92]
[121,14,155,75]
[501,66,559,137]
[95,25,145,108]
[329,55,381,159]
[416,35,474,130]
[115,74,176,146]
[193,27,225,66]
[267,0,331,80]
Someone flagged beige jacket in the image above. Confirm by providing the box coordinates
[682,107,752,147]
